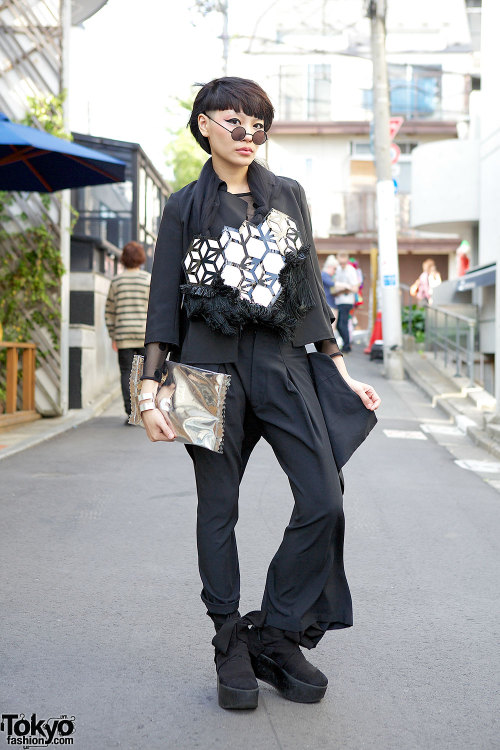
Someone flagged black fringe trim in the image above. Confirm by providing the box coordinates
[180,245,315,342]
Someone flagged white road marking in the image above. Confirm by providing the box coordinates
[421,424,464,436]
[454,459,500,473]
[383,429,427,440]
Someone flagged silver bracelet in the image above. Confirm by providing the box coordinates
[139,401,157,413]
[139,392,156,402]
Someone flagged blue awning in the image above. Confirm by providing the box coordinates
[457,263,496,292]
[0,112,126,192]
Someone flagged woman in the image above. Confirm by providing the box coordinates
[139,77,380,710]
[410,258,441,305]
[427,261,442,304]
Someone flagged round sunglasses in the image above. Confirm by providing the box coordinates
[203,112,268,146]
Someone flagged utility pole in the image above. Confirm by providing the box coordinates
[194,1,229,75]
[221,0,229,75]
[366,0,404,380]
[59,0,71,414]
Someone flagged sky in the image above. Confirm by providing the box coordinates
[69,0,227,178]
[67,0,471,181]
[67,0,361,178]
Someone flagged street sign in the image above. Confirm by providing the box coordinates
[390,143,401,164]
[389,116,404,140]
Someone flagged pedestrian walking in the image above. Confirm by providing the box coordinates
[332,252,359,352]
[427,261,442,303]
[321,254,338,310]
[410,258,441,305]
[105,241,151,422]
[139,77,380,710]
[321,254,339,337]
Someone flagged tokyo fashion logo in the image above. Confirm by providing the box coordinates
[0,714,75,746]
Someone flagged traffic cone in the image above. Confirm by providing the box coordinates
[364,311,383,354]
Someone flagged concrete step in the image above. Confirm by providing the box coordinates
[402,350,500,460]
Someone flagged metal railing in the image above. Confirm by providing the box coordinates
[425,305,484,387]
[400,284,484,386]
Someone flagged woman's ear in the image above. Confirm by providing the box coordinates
[198,113,209,138]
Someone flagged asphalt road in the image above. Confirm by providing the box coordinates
[1,348,498,750]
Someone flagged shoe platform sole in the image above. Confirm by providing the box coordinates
[251,653,327,703]
[217,677,258,710]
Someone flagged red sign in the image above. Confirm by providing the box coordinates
[389,116,404,141]
[390,143,401,164]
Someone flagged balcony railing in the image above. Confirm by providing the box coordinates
[73,212,132,250]
[329,192,412,236]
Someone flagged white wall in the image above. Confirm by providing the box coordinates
[411,139,480,232]
[479,0,500,266]
[267,135,351,237]
[69,272,120,408]
[478,0,500,402]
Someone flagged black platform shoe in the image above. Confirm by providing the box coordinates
[209,611,260,710]
[248,624,328,703]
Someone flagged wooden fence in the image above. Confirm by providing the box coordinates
[0,342,40,428]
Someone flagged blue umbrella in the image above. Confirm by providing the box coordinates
[0,113,126,192]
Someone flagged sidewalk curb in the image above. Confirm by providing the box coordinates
[0,385,121,462]
[401,351,500,459]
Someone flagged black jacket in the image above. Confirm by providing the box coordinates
[145,174,335,364]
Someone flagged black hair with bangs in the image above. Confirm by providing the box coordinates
[188,76,274,154]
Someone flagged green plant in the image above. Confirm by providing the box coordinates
[402,304,426,343]
[0,221,65,408]
[164,95,208,191]
[0,93,77,411]
[20,90,72,141]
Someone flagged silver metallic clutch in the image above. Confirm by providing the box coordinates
[129,355,231,454]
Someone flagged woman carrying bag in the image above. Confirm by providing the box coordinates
[140,77,381,710]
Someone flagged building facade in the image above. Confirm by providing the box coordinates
[411,0,500,399]
[225,0,480,330]
[68,133,170,408]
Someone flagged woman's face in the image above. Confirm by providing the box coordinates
[198,109,265,168]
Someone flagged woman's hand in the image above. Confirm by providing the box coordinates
[141,408,177,442]
[345,378,381,411]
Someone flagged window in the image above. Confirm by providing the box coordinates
[307,64,331,120]
[390,65,441,117]
[350,142,373,157]
[362,65,442,118]
[279,64,331,120]
[279,65,305,120]
[398,143,418,154]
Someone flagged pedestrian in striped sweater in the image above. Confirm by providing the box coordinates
[105,241,151,422]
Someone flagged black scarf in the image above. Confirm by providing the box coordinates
[191,157,282,236]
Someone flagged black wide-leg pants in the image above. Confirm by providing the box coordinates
[185,327,353,647]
